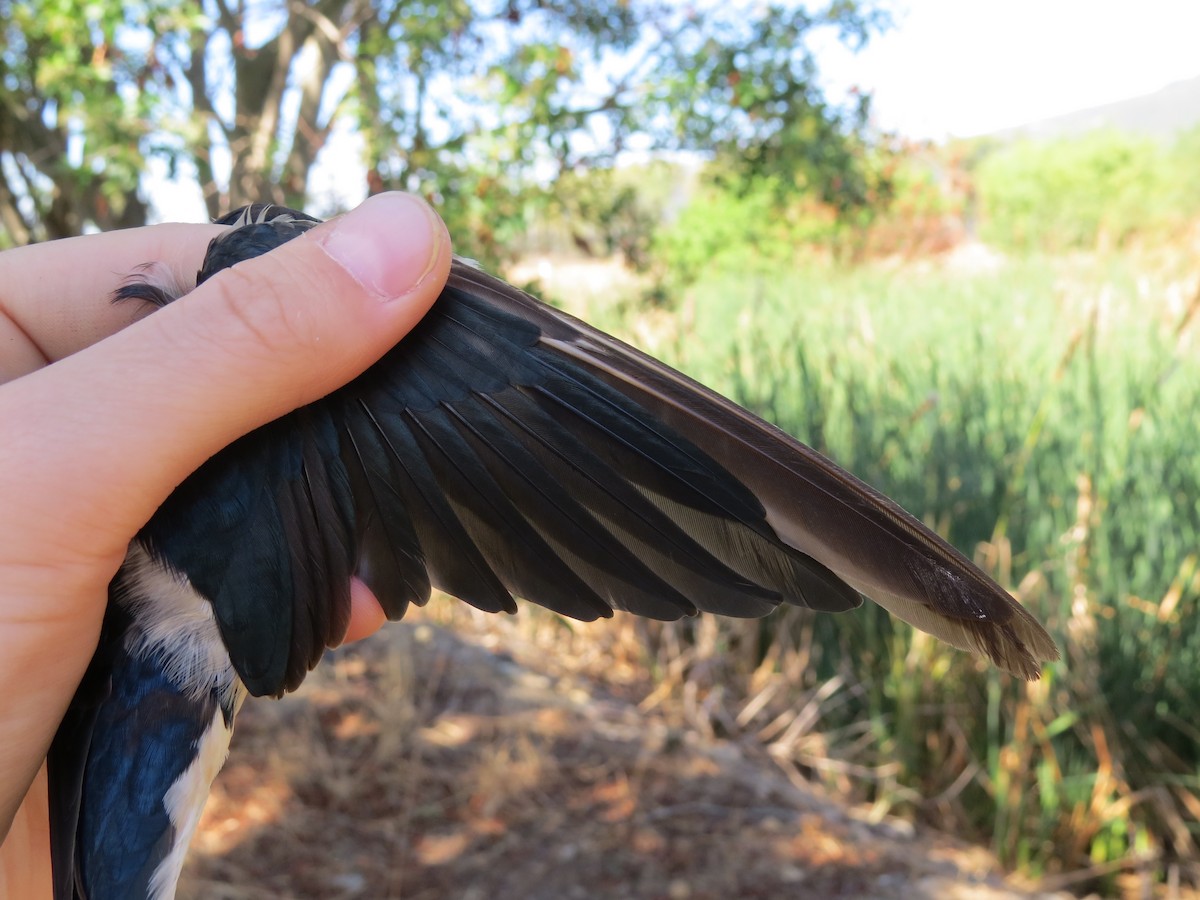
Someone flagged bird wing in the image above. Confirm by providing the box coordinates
[137,219,1055,699]
[453,264,1058,677]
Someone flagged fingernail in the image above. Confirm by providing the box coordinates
[319,193,443,301]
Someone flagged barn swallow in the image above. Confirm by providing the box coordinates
[47,204,1057,899]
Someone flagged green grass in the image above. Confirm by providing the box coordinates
[573,250,1200,889]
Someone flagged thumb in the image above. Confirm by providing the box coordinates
[1,192,451,564]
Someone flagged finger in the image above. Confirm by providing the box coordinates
[0,192,452,565]
[0,765,51,900]
[0,223,225,378]
[337,579,389,646]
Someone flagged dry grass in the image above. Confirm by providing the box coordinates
[178,606,1073,899]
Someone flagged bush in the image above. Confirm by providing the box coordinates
[974,130,1200,252]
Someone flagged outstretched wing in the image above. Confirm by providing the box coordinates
[135,207,1057,698]
[454,265,1057,676]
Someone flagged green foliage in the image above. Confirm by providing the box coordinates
[357,0,891,263]
[975,129,1200,252]
[651,141,903,287]
[522,161,682,268]
[652,173,824,283]
[0,0,199,240]
[648,126,1200,283]
[1164,123,1200,221]
[648,2,890,212]
[0,0,890,253]
[590,252,1200,887]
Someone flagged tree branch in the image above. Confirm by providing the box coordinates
[0,158,34,246]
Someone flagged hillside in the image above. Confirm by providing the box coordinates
[993,74,1200,139]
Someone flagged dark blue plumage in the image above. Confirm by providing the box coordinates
[75,643,222,896]
[50,552,243,900]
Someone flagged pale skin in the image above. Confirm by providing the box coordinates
[0,193,452,897]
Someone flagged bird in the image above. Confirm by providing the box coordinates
[47,203,1058,899]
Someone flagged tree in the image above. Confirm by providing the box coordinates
[0,0,196,242]
[0,0,891,258]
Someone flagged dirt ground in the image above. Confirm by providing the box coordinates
[178,616,1073,900]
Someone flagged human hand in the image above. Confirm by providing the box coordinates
[0,193,451,897]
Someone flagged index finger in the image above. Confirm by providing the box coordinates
[0,223,225,380]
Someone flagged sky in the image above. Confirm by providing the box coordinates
[822,0,1200,139]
